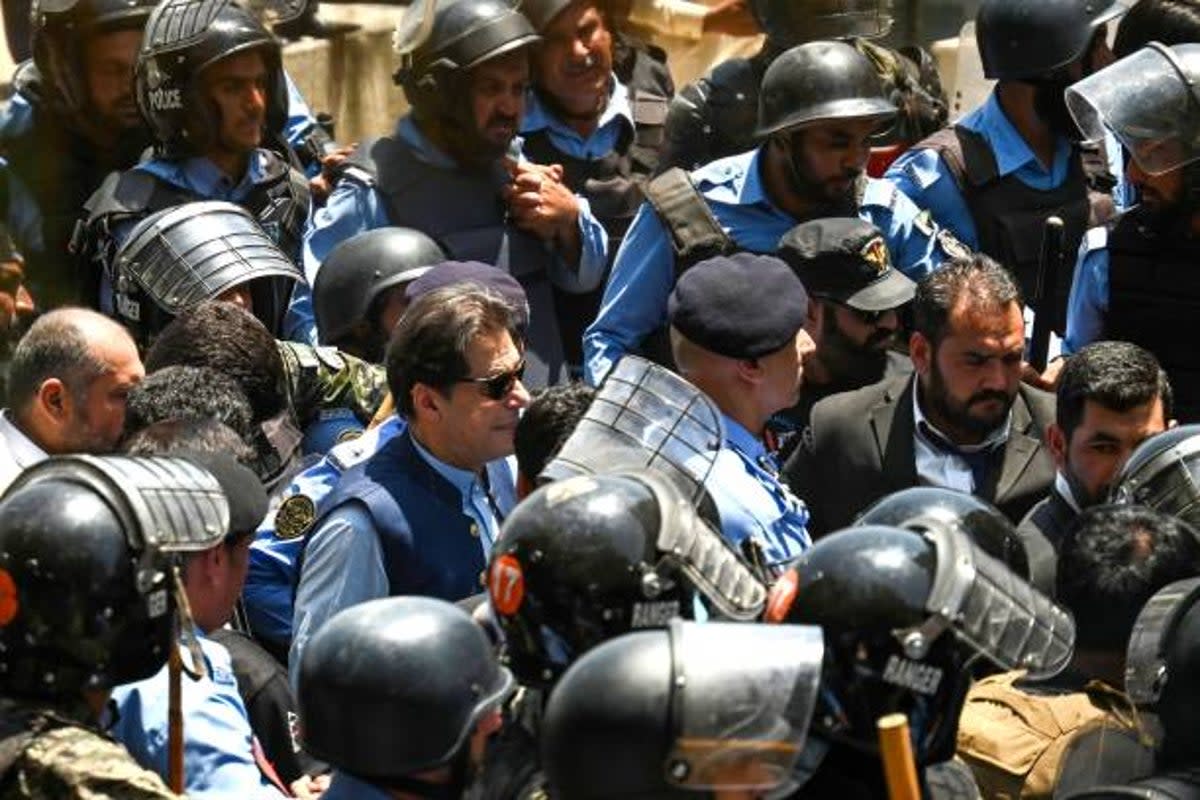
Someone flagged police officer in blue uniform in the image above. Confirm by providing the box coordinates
[583,40,962,385]
[74,0,312,339]
[885,0,1124,328]
[304,0,609,388]
[666,252,815,575]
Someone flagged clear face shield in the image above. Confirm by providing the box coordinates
[1067,43,1200,176]
[664,620,825,795]
[1110,430,1200,531]
[1125,576,1200,708]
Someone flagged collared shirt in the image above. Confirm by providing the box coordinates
[582,147,952,385]
[0,410,46,494]
[108,633,286,800]
[521,77,634,162]
[885,90,1075,250]
[1063,226,1110,354]
[912,384,1012,493]
[1054,471,1084,514]
[702,415,811,574]
[301,114,608,289]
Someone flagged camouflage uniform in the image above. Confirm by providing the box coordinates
[0,700,177,799]
[277,341,388,430]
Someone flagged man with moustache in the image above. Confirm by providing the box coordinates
[886,0,1125,326]
[1063,43,1200,422]
[304,0,608,388]
[583,39,964,385]
[784,254,1057,537]
[774,217,915,450]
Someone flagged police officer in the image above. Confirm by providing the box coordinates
[1063,43,1200,421]
[76,0,312,338]
[583,39,963,384]
[541,620,824,799]
[311,227,446,362]
[887,0,1124,329]
[659,0,948,174]
[518,0,673,368]
[305,0,610,388]
[299,596,514,799]
[667,253,815,574]
[0,453,232,799]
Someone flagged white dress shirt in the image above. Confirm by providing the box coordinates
[0,410,46,494]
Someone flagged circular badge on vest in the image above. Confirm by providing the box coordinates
[0,568,19,626]
[763,568,799,624]
[489,554,526,617]
[275,495,317,541]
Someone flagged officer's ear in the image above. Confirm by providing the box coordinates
[736,358,765,386]
[36,378,71,422]
[910,331,933,376]
[1046,422,1069,471]
[411,381,446,421]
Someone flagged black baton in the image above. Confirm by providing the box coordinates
[1029,215,1064,371]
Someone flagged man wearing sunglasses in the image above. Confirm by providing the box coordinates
[288,284,529,680]
[775,217,916,454]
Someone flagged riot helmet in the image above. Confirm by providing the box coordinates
[298,596,514,787]
[488,469,767,688]
[756,40,897,139]
[767,523,1075,766]
[393,0,539,161]
[749,0,893,50]
[312,227,446,355]
[135,0,286,154]
[1110,425,1200,530]
[0,455,228,701]
[111,200,302,346]
[541,621,824,799]
[976,0,1127,81]
[31,0,156,128]
[856,487,1046,594]
[1068,43,1200,177]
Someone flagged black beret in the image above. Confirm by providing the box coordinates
[405,261,530,327]
[668,253,809,359]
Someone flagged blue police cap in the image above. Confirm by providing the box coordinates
[668,253,809,360]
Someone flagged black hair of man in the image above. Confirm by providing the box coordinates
[1114,0,1200,58]
[1058,504,1200,655]
[122,417,258,468]
[145,301,286,424]
[385,284,522,418]
[7,308,110,414]
[514,382,594,484]
[123,365,256,445]
[911,254,1023,346]
[1056,341,1174,441]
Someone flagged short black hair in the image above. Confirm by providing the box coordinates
[121,417,257,469]
[123,365,256,445]
[1058,504,1200,654]
[1115,0,1200,58]
[385,285,522,418]
[1057,341,1173,439]
[145,301,286,424]
[911,254,1022,345]
[514,383,594,483]
[8,309,109,413]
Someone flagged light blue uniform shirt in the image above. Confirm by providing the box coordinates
[702,415,811,574]
[582,147,953,384]
[521,75,633,160]
[109,633,285,800]
[1063,226,1111,354]
[288,446,518,688]
[885,90,1074,250]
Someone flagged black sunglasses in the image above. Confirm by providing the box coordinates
[818,295,890,326]
[456,360,527,400]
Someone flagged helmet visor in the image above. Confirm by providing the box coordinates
[1067,44,1200,175]
[1125,576,1200,705]
[666,621,824,791]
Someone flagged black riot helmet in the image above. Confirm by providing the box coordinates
[976,0,1127,81]
[135,0,286,155]
[312,227,446,353]
[299,596,514,787]
[749,0,893,50]
[541,621,825,800]
[31,0,157,123]
[756,40,897,139]
[487,470,767,688]
[1110,425,1200,531]
[767,523,1075,767]
[393,0,539,153]
[111,200,302,347]
[856,487,1050,594]
[0,455,228,702]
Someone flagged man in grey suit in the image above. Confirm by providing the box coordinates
[783,254,1056,537]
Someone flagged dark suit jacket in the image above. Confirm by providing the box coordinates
[1016,484,1078,595]
[783,374,1056,537]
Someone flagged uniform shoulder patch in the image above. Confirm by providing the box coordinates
[937,228,973,260]
[274,495,317,541]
